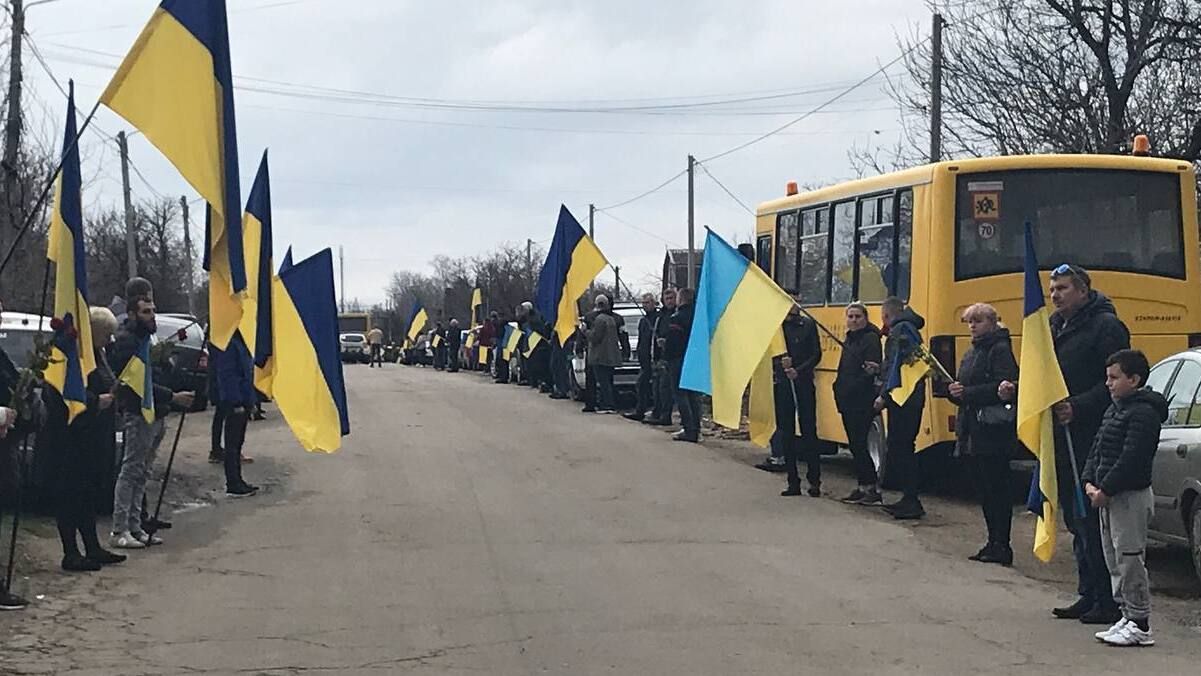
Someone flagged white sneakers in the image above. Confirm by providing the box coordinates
[1095,618,1155,647]
[109,532,146,549]
[133,531,163,546]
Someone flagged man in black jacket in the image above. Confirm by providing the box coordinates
[623,293,660,421]
[1001,265,1130,624]
[446,319,462,372]
[876,297,927,520]
[666,288,700,442]
[643,288,678,426]
[1081,349,1164,647]
[776,303,822,496]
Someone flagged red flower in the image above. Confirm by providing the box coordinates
[177,328,189,341]
[49,317,64,331]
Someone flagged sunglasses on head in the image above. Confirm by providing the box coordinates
[1053,263,1078,276]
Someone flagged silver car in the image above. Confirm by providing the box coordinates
[1143,349,1201,583]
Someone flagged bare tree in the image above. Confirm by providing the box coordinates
[854,0,1201,172]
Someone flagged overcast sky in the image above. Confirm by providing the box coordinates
[22,0,933,306]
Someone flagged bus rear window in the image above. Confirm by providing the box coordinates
[955,169,1184,280]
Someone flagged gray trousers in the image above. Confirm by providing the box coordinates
[1099,487,1154,621]
[112,413,166,535]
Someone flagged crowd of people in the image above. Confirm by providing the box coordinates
[0,277,265,613]
[395,262,1164,647]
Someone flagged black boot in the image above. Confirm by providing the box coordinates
[977,543,1013,566]
[61,554,102,572]
[1051,597,1093,619]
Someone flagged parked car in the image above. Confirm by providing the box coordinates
[153,314,208,412]
[1143,349,1201,584]
[339,332,369,363]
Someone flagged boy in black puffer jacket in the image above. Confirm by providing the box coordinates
[1082,349,1166,648]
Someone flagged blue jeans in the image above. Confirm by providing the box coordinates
[112,414,166,535]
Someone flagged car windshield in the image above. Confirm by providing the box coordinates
[0,329,40,364]
[615,309,641,337]
[154,318,204,349]
[343,334,365,343]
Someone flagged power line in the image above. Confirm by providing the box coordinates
[695,162,754,216]
[596,169,687,211]
[594,209,680,247]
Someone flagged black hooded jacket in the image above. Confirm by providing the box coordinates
[1082,388,1167,496]
[772,315,820,384]
[1050,291,1131,460]
[949,327,1019,456]
[834,323,882,414]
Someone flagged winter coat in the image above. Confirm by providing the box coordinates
[208,337,256,407]
[636,308,660,366]
[772,315,820,384]
[949,327,1019,457]
[664,303,695,362]
[40,346,118,491]
[834,324,882,414]
[447,328,462,350]
[478,320,498,348]
[109,318,174,417]
[878,306,927,407]
[1082,389,1167,496]
[1051,291,1131,462]
[652,305,674,361]
[586,311,621,367]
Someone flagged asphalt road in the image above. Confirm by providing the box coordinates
[2,364,1200,675]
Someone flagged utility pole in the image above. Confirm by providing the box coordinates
[929,12,944,163]
[687,154,696,289]
[588,203,595,240]
[613,266,621,301]
[338,245,345,313]
[526,238,533,270]
[180,196,196,316]
[117,131,138,278]
[1,0,27,275]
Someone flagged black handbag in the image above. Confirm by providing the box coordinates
[972,342,1016,427]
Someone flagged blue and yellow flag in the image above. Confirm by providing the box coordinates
[101,0,246,350]
[118,335,155,424]
[502,322,521,360]
[239,151,275,396]
[278,246,294,275]
[45,82,95,424]
[432,334,444,349]
[534,206,608,346]
[271,249,349,453]
[522,326,544,358]
[1019,222,1070,563]
[883,324,932,407]
[747,328,787,447]
[680,230,794,429]
[406,304,428,344]
[471,288,483,327]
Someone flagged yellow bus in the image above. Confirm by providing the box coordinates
[754,153,1200,473]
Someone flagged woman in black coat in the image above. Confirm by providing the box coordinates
[44,307,126,571]
[948,303,1019,566]
[833,302,884,505]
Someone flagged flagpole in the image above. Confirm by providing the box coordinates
[793,302,845,349]
[1061,423,1089,515]
[0,99,102,276]
[146,410,186,537]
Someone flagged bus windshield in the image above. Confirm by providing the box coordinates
[955,169,1184,280]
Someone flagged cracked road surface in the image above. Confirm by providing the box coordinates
[3,365,1200,674]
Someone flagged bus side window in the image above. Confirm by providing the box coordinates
[798,208,828,305]
[830,201,857,304]
[893,189,914,301]
[775,211,799,293]
[755,234,772,274]
[856,195,892,303]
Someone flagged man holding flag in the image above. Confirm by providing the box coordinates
[875,297,929,520]
[1001,257,1128,624]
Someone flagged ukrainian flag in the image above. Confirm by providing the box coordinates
[883,326,932,407]
[239,151,275,396]
[279,246,294,274]
[45,82,95,424]
[1018,222,1070,562]
[471,288,483,327]
[534,206,608,346]
[747,329,787,448]
[271,249,350,453]
[680,230,794,429]
[502,322,521,360]
[101,0,246,350]
[119,335,155,424]
[406,303,428,345]
[522,327,544,358]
